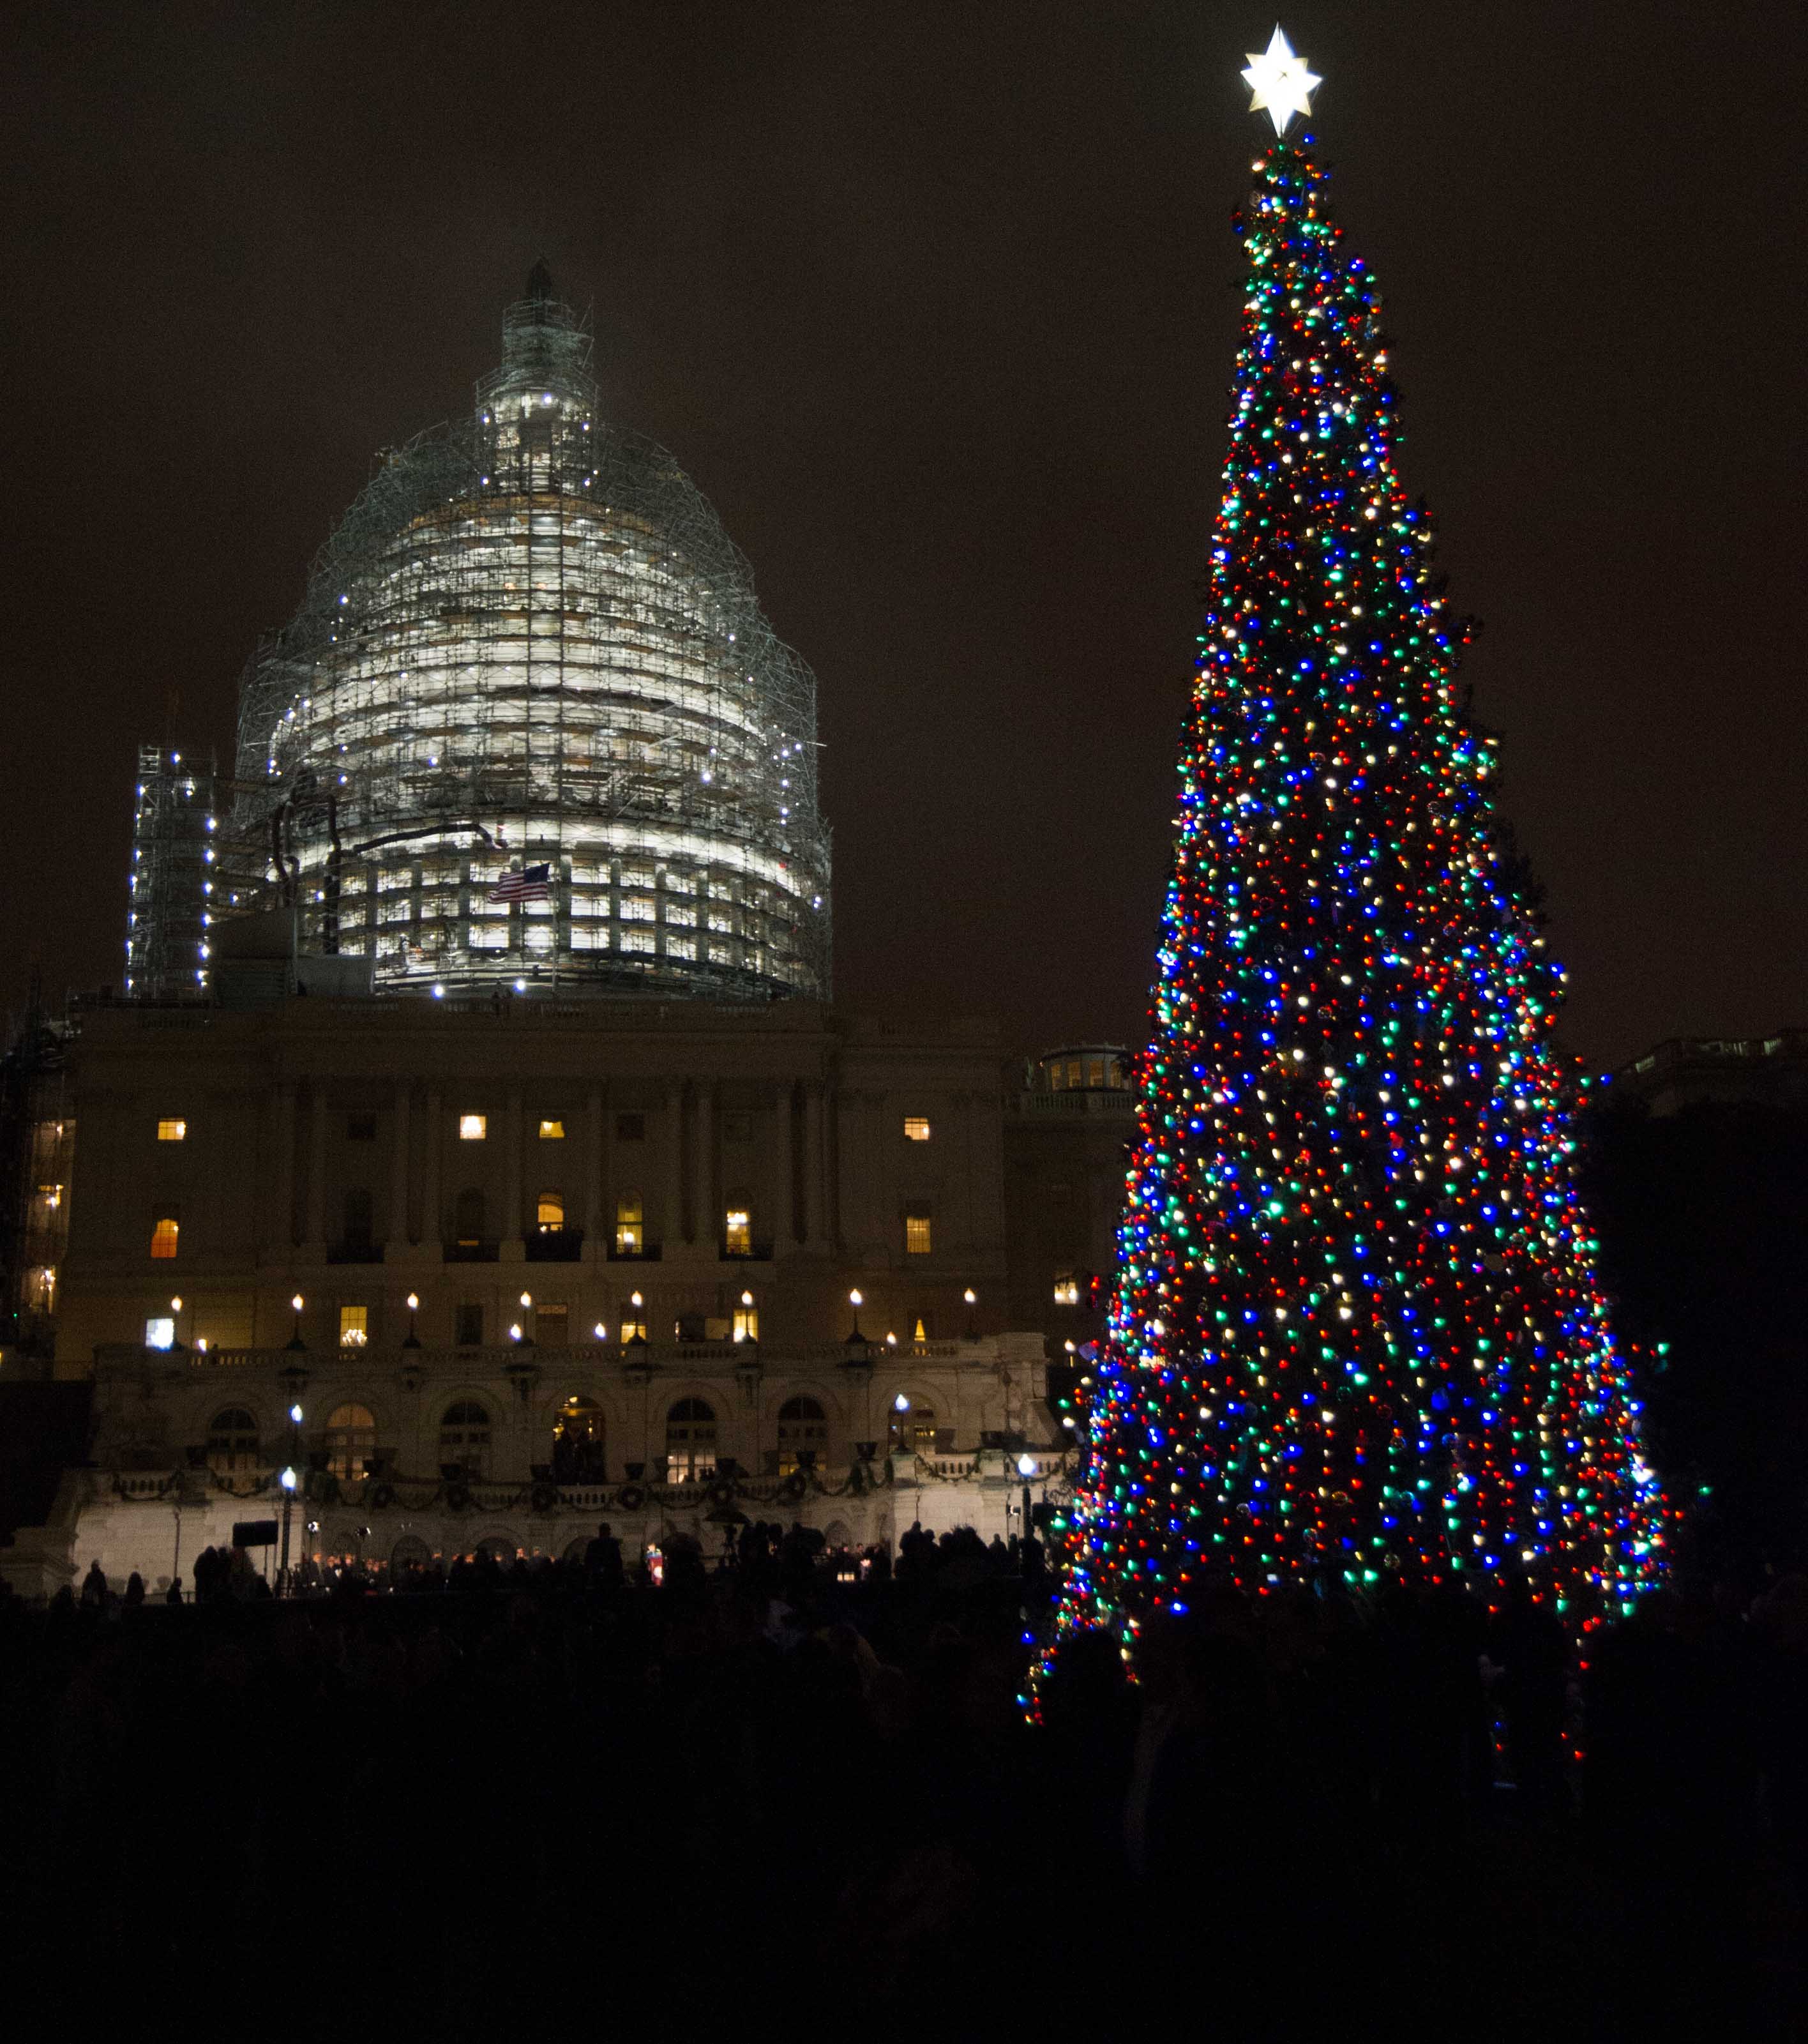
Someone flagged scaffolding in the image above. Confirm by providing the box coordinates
[126,746,218,999]
[208,263,831,1001]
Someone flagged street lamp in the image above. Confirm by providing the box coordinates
[518,1291,535,1345]
[286,1294,306,1351]
[169,1295,187,1352]
[847,1289,865,1342]
[279,1464,298,1591]
[403,1292,421,1349]
[963,1287,977,1339]
[626,1291,646,1347]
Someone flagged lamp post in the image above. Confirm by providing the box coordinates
[169,1294,187,1353]
[403,1292,421,1349]
[1016,1451,1037,1557]
[518,1291,535,1345]
[279,1465,298,1592]
[963,1287,977,1340]
[286,1293,306,1351]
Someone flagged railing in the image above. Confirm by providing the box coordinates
[1010,1090,1135,1117]
[98,1453,1076,1511]
[182,1336,990,1374]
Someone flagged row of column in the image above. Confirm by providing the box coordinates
[275,1078,834,1256]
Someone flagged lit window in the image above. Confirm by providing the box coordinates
[615,1192,644,1255]
[157,1118,186,1142]
[888,1400,938,1456]
[619,1296,647,1343]
[325,1404,377,1483]
[38,1183,61,1210]
[776,1395,827,1477]
[905,1213,933,1257]
[1053,1272,1080,1306]
[903,1116,931,1142]
[537,1191,565,1232]
[539,1118,565,1140]
[207,1407,259,1477]
[459,1113,487,1140]
[439,1399,492,1478]
[665,1398,717,1484]
[733,1299,760,1343]
[150,1216,179,1260]
[144,1316,175,1351]
[724,1206,751,1256]
[338,1305,369,1347]
[913,1316,927,1342]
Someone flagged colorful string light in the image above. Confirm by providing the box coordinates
[1034,133,1666,1699]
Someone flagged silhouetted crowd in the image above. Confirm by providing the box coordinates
[4,1549,1804,2031]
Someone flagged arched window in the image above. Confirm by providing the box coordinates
[440,1399,492,1478]
[454,1186,486,1250]
[776,1395,827,1477]
[887,1398,938,1457]
[150,1216,179,1260]
[665,1398,716,1485]
[324,1404,377,1483]
[536,1190,565,1232]
[206,1407,259,1477]
[615,1190,644,1255]
[553,1395,605,1481]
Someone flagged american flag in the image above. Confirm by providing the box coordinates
[487,863,552,904]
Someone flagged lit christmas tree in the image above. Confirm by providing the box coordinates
[1038,33,1666,1683]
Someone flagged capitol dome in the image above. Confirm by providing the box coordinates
[229,263,830,1001]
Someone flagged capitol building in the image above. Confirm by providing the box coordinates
[1,270,1133,1596]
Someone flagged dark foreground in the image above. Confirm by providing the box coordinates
[3,1566,1804,2036]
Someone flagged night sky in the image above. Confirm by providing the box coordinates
[4,3,1804,1069]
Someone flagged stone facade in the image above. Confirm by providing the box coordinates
[20,994,1108,1591]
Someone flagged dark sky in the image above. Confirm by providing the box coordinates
[4,2,1804,1069]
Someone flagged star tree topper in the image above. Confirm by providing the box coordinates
[1242,24,1321,135]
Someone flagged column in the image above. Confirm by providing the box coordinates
[270,1083,297,1255]
[421,1089,442,1253]
[301,1084,328,1253]
[802,1082,825,1250]
[781,1079,801,1247]
[692,1079,714,1248]
[584,1086,604,1248]
[501,1084,524,1255]
[663,1081,685,1249]
[389,1081,412,1249]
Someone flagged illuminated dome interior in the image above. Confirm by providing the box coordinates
[225,264,831,1001]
